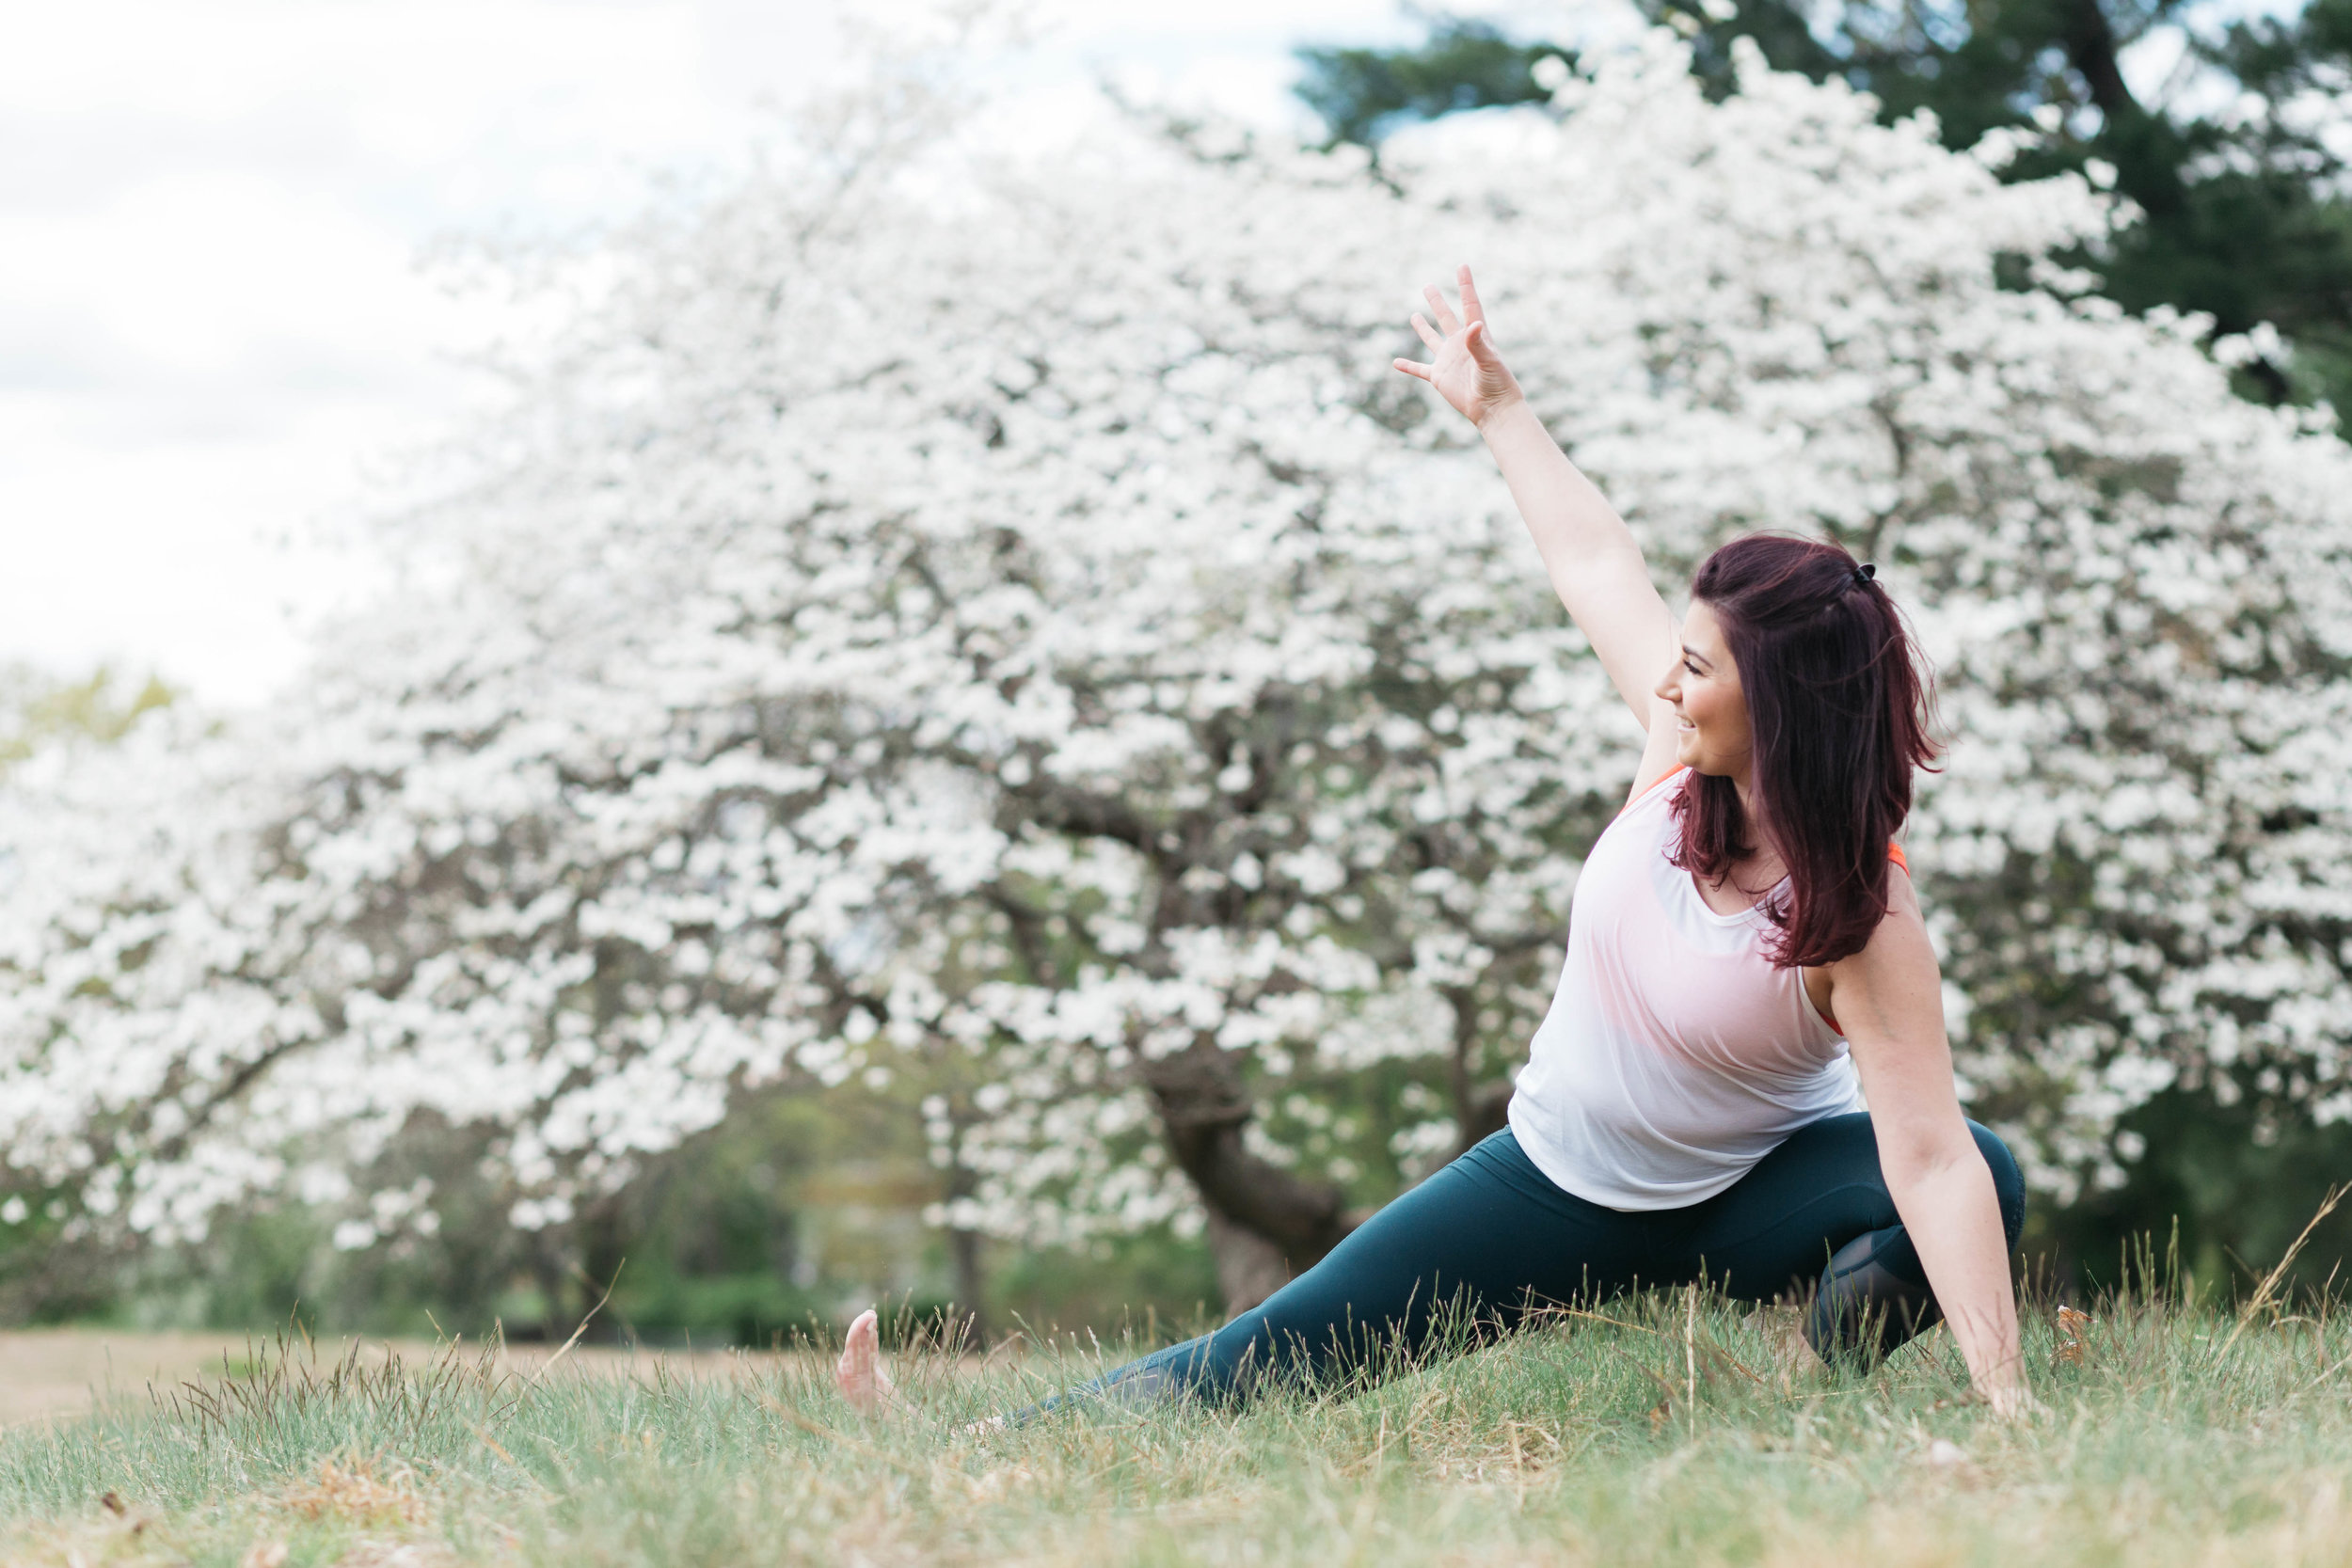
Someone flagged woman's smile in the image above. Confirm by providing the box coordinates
[1654,600,1754,779]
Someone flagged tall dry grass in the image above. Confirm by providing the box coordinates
[5,1258,2352,1566]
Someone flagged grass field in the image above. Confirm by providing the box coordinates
[2,1282,2350,1568]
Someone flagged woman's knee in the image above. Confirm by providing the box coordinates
[1963,1119,2026,1249]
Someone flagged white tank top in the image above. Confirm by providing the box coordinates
[1506,768,1866,1211]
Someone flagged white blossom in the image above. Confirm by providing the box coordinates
[4,32,2350,1248]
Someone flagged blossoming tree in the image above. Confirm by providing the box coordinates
[5,35,2351,1309]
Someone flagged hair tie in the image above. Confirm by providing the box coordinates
[1852,562,1876,588]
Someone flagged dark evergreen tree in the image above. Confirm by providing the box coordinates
[1295,3,2352,412]
[1295,17,1572,151]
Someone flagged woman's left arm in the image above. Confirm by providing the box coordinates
[1823,869,2035,1416]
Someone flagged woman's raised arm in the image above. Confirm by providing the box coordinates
[1393,266,1679,735]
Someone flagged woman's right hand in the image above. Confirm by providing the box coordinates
[1393,264,1526,430]
[1983,1376,2049,1423]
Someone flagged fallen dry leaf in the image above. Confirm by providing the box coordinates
[2053,1306,2095,1368]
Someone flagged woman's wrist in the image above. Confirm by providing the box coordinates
[1472,388,1533,436]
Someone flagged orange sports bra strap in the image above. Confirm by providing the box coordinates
[1630,768,1910,872]
[1630,766,1689,806]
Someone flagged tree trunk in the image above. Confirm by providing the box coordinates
[947,1224,988,1346]
[527,1235,571,1345]
[578,1197,629,1345]
[2056,0,2138,121]
[930,1087,993,1347]
[1201,1208,1299,1313]
[1145,1040,1356,1314]
[1454,1080,1515,1157]
[1446,982,1516,1158]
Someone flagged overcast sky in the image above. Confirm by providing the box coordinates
[0,0,2225,706]
[0,0,1554,705]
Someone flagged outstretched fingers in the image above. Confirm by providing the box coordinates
[1396,266,1496,388]
[1422,282,1463,336]
[1455,264,1486,326]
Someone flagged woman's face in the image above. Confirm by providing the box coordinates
[1657,600,1753,779]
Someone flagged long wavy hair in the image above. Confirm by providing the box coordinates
[1670,535,1940,969]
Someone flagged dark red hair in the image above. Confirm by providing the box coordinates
[1671,535,1940,969]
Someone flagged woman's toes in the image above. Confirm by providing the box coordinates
[836,1307,881,1412]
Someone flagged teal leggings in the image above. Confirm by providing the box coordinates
[1036,1113,2024,1415]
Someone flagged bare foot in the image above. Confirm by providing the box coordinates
[835,1307,901,1417]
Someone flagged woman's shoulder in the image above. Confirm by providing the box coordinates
[1621,765,1688,817]
[1592,765,1686,863]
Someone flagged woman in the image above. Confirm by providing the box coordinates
[837,266,2034,1420]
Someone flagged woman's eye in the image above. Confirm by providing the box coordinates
[1683,660,1701,676]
